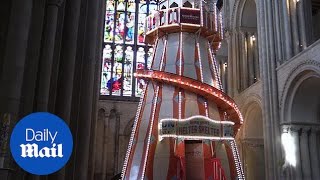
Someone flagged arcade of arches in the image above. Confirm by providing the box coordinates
[0,0,320,180]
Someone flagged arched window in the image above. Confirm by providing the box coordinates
[101,0,157,98]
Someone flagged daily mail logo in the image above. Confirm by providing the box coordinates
[10,112,73,175]
[20,128,63,158]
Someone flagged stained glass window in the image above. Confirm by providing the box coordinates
[101,0,157,97]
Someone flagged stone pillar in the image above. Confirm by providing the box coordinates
[222,0,230,31]
[290,126,302,179]
[55,0,82,124]
[51,1,82,177]
[106,109,117,179]
[20,0,46,116]
[240,31,248,90]
[259,0,283,178]
[309,127,320,179]
[0,0,33,115]
[35,0,63,111]
[234,30,241,93]
[0,0,33,177]
[289,0,300,55]
[114,112,121,173]
[253,32,259,80]
[87,0,105,176]
[303,0,313,45]
[93,109,106,179]
[273,0,284,61]
[102,115,109,180]
[282,0,293,60]
[300,127,311,179]
[73,0,100,179]
[268,0,282,176]
[297,1,307,50]
[247,32,255,85]
[226,31,234,96]
[256,0,272,178]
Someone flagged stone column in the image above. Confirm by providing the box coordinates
[290,126,302,179]
[297,1,307,50]
[102,115,109,180]
[19,0,46,116]
[0,0,33,175]
[55,0,82,123]
[256,0,273,178]
[0,1,33,114]
[226,31,233,96]
[105,110,117,179]
[35,0,63,111]
[234,30,241,93]
[309,127,320,179]
[300,127,311,179]
[73,0,100,179]
[273,0,284,61]
[282,0,293,60]
[88,0,105,176]
[49,0,82,179]
[267,0,283,177]
[289,0,300,55]
[93,109,105,179]
[114,112,121,172]
[247,32,255,85]
[303,0,313,45]
[253,32,259,80]
[222,0,230,31]
[240,31,248,90]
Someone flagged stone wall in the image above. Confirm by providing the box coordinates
[94,100,139,179]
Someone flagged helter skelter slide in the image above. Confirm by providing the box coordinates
[122,1,245,179]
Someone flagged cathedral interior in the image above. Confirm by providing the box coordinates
[0,0,320,180]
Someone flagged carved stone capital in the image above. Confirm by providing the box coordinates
[281,125,290,133]
[290,125,301,133]
[300,126,311,135]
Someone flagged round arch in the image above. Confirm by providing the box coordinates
[282,70,320,123]
[230,0,260,90]
[237,94,265,180]
[98,108,106,120]
[231,0,258,29]
[243,102,263,138]
[235,93,262,139]
[281,61,320,123]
